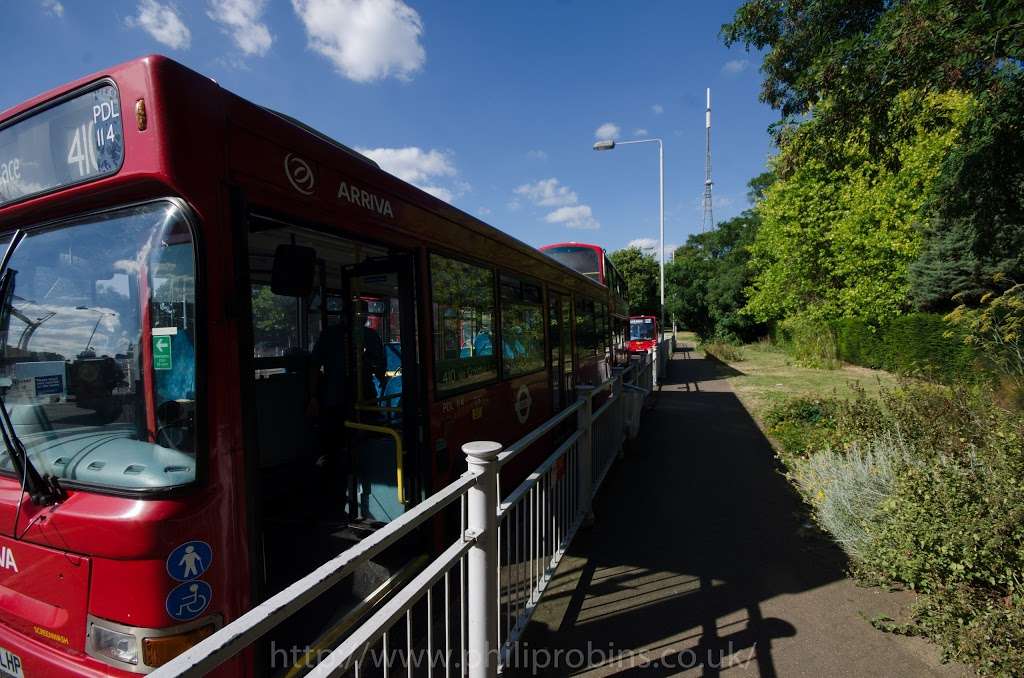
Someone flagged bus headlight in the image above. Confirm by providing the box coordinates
[87,615,220,673]
[90,623,139,665]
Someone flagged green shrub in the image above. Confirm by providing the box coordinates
[702,341,744,362]
[861,398,1024,596]
[794,434,910,561]
[776,315,839,368]
[946,281,1024,407]
[780,382,1024,676]
[762,396,840,464]
[913,585,1024,676]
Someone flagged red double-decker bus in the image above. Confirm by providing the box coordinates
[628,315,659,352]
[0,56,620,675]
[539,242,629,360]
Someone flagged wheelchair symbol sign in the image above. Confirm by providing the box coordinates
[166,541,212,581]
[166,580,212,622]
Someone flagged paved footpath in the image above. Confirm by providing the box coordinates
[509,347,972,677]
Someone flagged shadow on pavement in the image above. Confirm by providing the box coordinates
[507,351,847,677]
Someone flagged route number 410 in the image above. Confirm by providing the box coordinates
[66,102,119,177]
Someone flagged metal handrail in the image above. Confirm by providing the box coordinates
[155,351,661,678]
[496,398,582,469]
[151,472,478,677]
[306,538,475,677]
[498,429,582,515]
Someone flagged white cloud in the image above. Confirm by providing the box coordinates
[357,146,466,202]
[514,178,577,208]
[545,205,599,230]
[515,177,600,229]
[594,122,620,141]
[40,0,64,17]
[291,0,425,82]
[207,0,272,56]
[628,238,677,256]
[722,59,749,75]
[634,128,648,136]
[477,207,492,217]
[526,149,547,160]
[126,0,191,49]
[652,104,664,115]
[628,237,657,252]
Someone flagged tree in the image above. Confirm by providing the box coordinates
[721,0,1023,147]
[608,247,659,316]
[724,0,1024,309]
[912,72,1024,308]
[745,90,970,322]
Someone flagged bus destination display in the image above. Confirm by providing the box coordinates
[0,84,123,207]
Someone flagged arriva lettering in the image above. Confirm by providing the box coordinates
[337,181,394,219]
[0,546,18,572]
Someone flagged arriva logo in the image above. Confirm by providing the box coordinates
[284,153,315,195]
[0,546,18,572]
[338,181,394,219]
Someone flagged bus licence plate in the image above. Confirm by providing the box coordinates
[0,646,23,678]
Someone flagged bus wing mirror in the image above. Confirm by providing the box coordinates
[271,244,316,298]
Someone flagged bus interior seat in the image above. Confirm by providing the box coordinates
[473,332,492,356]
[385,342,401,372]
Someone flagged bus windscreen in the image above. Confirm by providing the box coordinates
[630,318,655,340]
[543,246,601,282]
[0,84,124,207]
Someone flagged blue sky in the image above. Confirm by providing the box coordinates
[3,0,776,254]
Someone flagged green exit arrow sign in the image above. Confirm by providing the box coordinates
[153,335,173,371]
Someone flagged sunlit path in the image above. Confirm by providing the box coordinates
[510,344,972,677]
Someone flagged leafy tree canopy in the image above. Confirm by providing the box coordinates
[722,0,1024,146]
[608,247,660,316]
[746,90,971,322]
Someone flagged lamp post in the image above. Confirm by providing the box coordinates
[593,138,665,337]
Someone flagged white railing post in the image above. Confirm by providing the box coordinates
[610,370,625,459]
[463,441,501,678]
[651,346,659,387]
[575,385,595,522]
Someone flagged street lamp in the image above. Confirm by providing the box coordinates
[593,137,665,337]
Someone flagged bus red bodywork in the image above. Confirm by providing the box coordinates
[0,56,622,675]
[628,315,659,352]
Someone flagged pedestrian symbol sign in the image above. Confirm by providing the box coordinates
[166,540,212,581]
[166,580,211,622]
[153,335,172,371]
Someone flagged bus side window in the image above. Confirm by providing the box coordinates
[430,254,497,395]
[499,275,544,378]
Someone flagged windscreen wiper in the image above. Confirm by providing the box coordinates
[0,233,61,506]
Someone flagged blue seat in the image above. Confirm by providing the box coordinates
[474,332,493,356]
[385,342,402,373]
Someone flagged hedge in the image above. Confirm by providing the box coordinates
[832,313,976,382]
[774,313,978,382]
